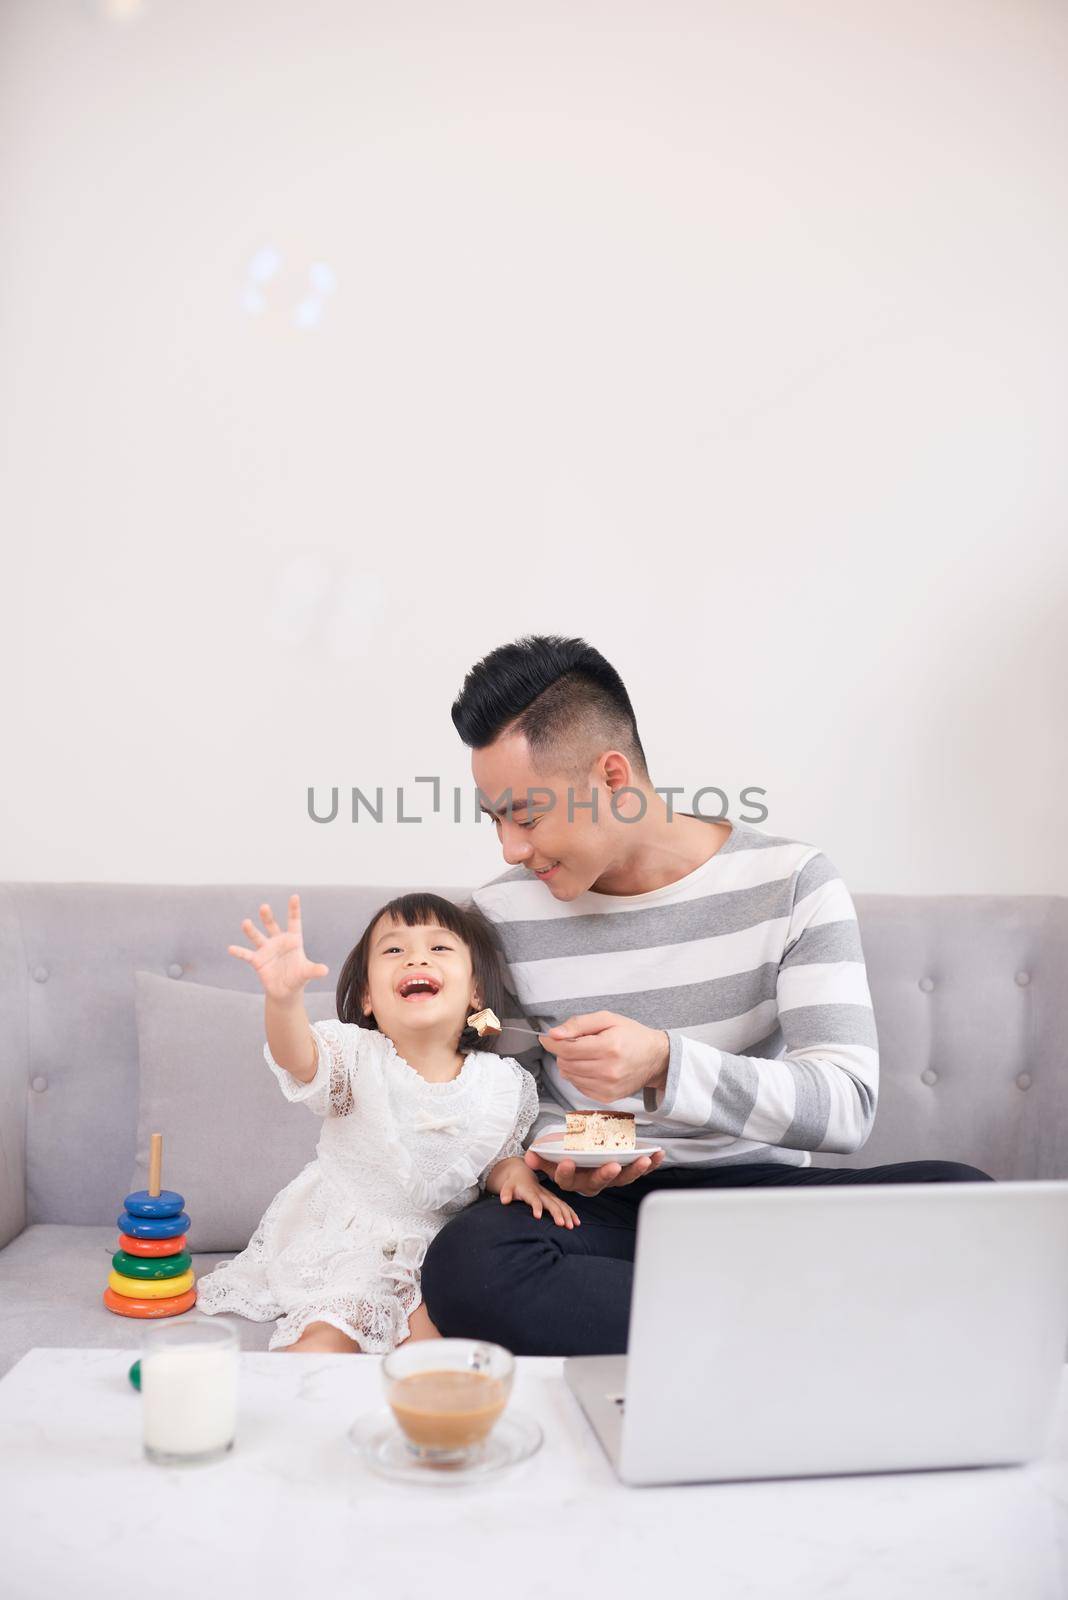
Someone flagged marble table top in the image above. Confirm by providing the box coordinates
[1,1348,1066,1600]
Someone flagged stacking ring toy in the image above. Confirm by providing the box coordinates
[104,1285,197,1318]
[123,1188,185,1220]
[104,1133,196,1321]
[118,1232,188,1257]
[112,1249,192,1280]
[116,1210,190,1240]
[108,1267,194,1299]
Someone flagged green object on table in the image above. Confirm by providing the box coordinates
[111,1248,192,1280]
[128,1358,141,1391]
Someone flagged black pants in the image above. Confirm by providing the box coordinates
[420,1158,995,1356]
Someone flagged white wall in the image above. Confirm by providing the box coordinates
[2,0,1066,893]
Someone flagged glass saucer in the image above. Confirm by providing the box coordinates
[347,1407,543,1486]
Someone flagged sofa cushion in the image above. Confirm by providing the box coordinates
[130,971,338,1253]
[0,1225,275,1378]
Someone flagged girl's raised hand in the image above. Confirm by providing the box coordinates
[227,893,329,1002]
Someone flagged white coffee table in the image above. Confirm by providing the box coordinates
[2,1348,1067,1600]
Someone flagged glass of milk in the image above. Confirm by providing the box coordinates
[141,1317,239,1466]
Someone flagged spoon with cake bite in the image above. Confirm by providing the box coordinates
[466,1007,541,1040]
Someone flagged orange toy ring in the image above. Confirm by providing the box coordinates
[118,1233,188,1257]
[103,1286,197,1318]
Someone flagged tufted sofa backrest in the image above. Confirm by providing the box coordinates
[1,884,1066,1246]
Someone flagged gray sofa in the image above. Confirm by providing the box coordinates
[1,883,1066,1377]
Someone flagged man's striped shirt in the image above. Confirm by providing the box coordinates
[471,815,879,1169]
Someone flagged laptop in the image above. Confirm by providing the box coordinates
[564,1180,1068,1487]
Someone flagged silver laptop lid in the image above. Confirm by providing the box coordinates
[621,1180,1068,1486]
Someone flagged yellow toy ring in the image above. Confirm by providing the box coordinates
[108,1267,194,1300]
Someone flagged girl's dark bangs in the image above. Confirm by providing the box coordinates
[377,893,470,939]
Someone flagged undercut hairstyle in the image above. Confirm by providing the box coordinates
[450,635,650,785]
[335,893,507,1054]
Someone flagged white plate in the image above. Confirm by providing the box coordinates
[529,1128,663,1168]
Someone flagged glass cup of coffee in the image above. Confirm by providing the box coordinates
[382,1339,514,1467]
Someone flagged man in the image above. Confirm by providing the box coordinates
[420,635,991,1355]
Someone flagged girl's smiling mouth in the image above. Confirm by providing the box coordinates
[396,976,442,1000]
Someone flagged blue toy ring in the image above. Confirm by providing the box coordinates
[123,1189,185,1219]
[116,1210,191,1239]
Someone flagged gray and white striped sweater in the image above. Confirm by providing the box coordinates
[471,815,879,1169]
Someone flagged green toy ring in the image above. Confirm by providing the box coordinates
[111,1248,192,1280]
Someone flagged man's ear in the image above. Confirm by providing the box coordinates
[601,748,631,787]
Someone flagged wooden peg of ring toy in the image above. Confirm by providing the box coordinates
[122,1131,185,1221]
[103,1131,198,1320]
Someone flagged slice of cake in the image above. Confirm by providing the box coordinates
[564,1110,637,1151]
[466,1007,502,1039]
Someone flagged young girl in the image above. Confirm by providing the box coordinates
[195,890,579,1354]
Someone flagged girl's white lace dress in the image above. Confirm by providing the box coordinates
[195,1021,540,1352]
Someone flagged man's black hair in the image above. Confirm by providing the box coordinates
[450,634,650,781]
